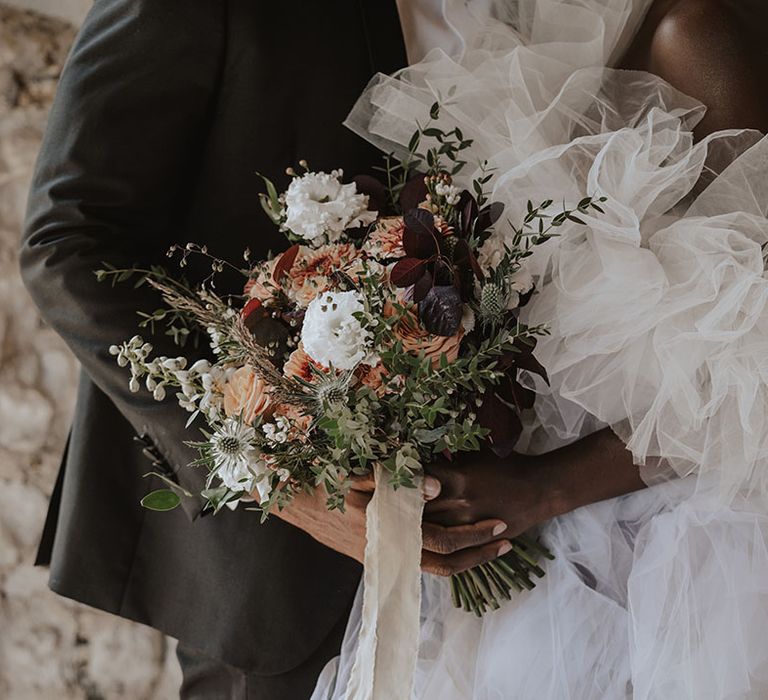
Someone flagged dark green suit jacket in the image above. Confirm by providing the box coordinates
[20,0,406,674]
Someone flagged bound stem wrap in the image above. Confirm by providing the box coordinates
[344,464,425,699]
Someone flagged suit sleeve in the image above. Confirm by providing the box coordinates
[20,0,227,518]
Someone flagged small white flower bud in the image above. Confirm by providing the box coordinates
[189,359,211,375]
[109,345,120,355]
[153,385,166,401]
[129,377,140,393]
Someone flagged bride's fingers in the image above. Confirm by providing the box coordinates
[422,539,513,577]
[422,519,508,555]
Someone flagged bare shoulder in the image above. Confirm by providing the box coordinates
[653,0,760,54]
[645,0,768,135]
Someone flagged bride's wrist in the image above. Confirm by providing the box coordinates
[532,429,647,520]
[531,455,579,520]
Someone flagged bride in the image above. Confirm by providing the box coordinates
[313,0,768,697]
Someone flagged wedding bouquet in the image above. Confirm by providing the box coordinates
[100,104,603,615]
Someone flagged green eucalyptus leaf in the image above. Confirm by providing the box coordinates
[141,489,181,511]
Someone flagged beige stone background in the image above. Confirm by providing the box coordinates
[0,2,182,698]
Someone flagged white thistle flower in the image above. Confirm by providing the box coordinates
[301,290,374,371]
[210,419,260,493]
[283,169,377,244]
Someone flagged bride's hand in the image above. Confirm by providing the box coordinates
[423,450,559,538]
[423,428,647,543]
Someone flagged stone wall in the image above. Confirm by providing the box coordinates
[4,0,90,26]
[0,6,181,698]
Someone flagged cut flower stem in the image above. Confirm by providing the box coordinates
[449,536,552,615]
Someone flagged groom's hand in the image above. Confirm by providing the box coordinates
[273,475,376,564]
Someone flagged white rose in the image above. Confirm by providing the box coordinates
[301,290,373,370]
[477,230,506,270]
[509,266,534,294]
[283,169,377,244]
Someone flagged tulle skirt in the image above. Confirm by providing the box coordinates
[314,0,768,696]
[314,482,768,699]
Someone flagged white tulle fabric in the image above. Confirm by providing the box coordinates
[313,0,768,697]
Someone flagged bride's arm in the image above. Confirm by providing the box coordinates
[423,432,645,538]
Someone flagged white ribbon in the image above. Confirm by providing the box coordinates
[344,464,425,700]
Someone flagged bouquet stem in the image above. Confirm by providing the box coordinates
[450,535,553,615]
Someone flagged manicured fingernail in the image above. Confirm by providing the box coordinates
[498,541,513,556]
[422,476,441,500]
[492,522,508,536]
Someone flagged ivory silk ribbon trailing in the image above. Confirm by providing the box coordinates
[344,464,425,700]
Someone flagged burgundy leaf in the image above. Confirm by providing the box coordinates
[457,189,474,213]
[511,337,549,383]
[418,285,463,336]
[517,286,535,308]
[460,195,479,238]
[453,238,471,266]
[272,243,301,283]
[476,202,505,233]
[412,269,434,303]
[515,351,549,384]
[390,257,427,287]
[403,208,438,259]
[245,314,291,365]
[496,350,519,371]
[241,298,263,323]
[399,174,428,213]
[496,374,536,412]
[353,174,387,213]
[476,390,523,458]
[468,250,484,281]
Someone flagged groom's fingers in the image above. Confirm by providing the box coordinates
[422,519,507,555]
[421,539,512,577]
[349,473,376,492]
[350,473,443,501]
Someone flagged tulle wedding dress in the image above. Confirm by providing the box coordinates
[313,0,768,697]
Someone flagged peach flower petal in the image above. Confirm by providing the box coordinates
[223,367,274,423]
[384,302,463,367]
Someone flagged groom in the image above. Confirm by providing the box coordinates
[20,1,476,697]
